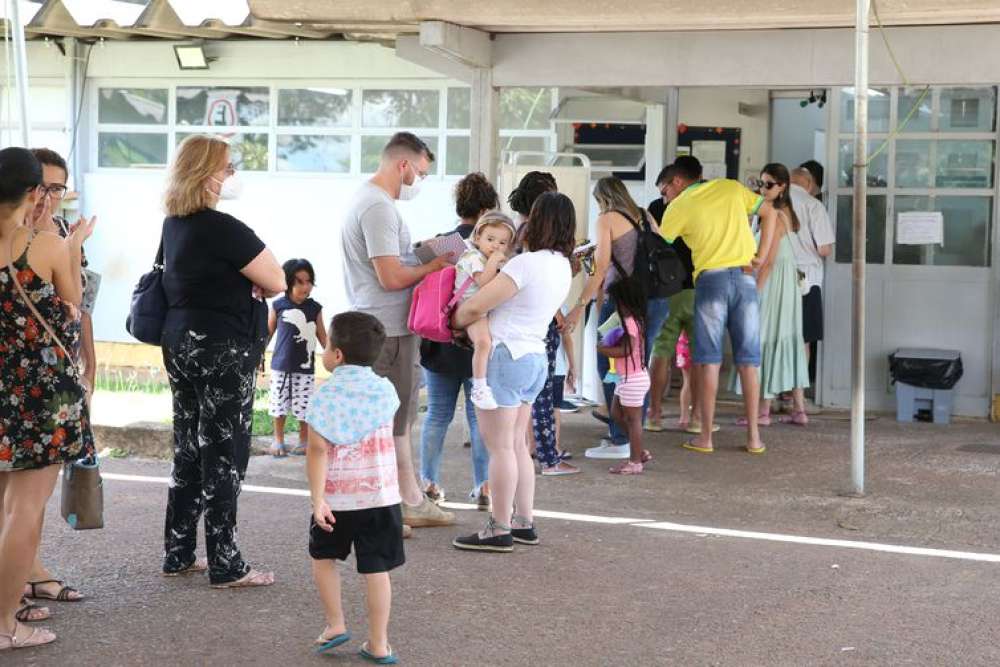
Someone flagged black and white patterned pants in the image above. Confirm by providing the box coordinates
[161,330,261,584]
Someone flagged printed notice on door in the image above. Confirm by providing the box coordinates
[897,211,944,245]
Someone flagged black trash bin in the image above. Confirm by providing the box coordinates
[889,348,963,424]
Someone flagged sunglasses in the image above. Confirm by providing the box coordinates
[759,181,781,191]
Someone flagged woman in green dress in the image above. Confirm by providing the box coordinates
[753,163,810,425]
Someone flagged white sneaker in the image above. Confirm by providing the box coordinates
[471,384,498,410]
[584,441,631,459]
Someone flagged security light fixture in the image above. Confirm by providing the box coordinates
[800,89,827,109]
[173,44,215,70]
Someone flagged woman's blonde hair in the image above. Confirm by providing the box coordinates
[593,176,643,224]
[163,134,229,217]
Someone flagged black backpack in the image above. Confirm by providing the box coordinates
[614,209,688,299]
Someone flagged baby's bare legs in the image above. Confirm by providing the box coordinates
[468,318,492,381]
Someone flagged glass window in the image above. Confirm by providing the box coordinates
[497,136,548,154]
[98,132,168,168]
[895,140,932,188]
[939,88,996,133]
[176,133,269,171]
[840,87,891,133]
[277,88,352,127]
[445,136,469,176]
[500,88,552,130]
[936,140,994,188]
[98,88,168,125]
[176,86,270,127]
[838,140,889,188]
[277,135,350,173]
[361,135,438,173]
[361,90,440,128]
[894,196,992,267]
[447,88,471,130]
[897,88,932,133]
[835,194,886,264]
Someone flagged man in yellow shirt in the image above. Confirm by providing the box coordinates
[659,156,770,455]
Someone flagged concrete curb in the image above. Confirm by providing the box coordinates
[93,423,273,459]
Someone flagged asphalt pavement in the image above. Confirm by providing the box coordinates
[9,405,1000,666]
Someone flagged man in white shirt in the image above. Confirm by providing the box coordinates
[790,167,835,390]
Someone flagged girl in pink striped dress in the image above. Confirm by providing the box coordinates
[596,277,651,475]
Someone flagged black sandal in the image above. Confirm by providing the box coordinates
[26,579,82,602]
[15,598,51,622]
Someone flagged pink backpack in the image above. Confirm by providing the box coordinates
[408,266,475,343]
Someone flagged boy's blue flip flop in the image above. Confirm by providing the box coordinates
[314,632,351,654]
[360,642,399,664]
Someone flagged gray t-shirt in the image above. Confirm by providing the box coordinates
[341,182,417,336]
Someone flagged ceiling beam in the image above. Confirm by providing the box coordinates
[419,21,491,68]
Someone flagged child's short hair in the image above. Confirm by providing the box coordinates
[282,258,316,297]
[329,312,386,366]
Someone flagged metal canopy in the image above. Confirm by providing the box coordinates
[248,0,1000,34]
[0,0,341,41]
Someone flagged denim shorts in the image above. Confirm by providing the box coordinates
[486,344,547,408]
[693,268,760,366]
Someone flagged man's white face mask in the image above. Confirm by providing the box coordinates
[398,162,424,201]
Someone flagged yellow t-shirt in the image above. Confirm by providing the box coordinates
[660,180,763,281]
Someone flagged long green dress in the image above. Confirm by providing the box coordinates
[731,215,810,399]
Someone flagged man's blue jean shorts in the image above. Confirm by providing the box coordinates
[692,267,761,367]
[486,344,547,408]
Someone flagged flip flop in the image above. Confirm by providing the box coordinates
[644,418,665,432]
[314,631,351,654]
[290,445,307,456]
[25,579,83,602]
[360,641,399,665]
[746,444,767,455]
[591,411,610,425]
[681,440,714,454]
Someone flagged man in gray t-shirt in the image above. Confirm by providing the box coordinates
[340,132,453,529]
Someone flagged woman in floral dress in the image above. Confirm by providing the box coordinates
[0,147,95,651]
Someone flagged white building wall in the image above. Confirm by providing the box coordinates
[678,88,770,182]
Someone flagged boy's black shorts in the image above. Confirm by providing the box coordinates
[308,504,405,574]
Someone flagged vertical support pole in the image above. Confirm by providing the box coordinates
[469,67,498,181]
[10,0,31,146]
[644,103,666,199]
[64,37,81,187]
[665,86,680,164]
[851,0,870,496]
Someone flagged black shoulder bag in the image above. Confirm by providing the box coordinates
[126,230,167,345]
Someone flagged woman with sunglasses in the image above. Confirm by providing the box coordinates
[735,164,810,425]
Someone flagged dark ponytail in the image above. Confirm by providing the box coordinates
[0,147,42,206]
[507,170,557,216]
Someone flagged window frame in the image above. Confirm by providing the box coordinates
[831,85,998,268]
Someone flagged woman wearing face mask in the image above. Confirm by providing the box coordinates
[159,135,285,588]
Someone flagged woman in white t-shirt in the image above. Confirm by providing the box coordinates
[451,193,575,552]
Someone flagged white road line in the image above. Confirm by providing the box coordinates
[101,472,1000,564]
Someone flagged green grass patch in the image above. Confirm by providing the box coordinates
[251,407,299,437]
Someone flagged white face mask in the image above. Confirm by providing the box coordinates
[397,164,423,201]
[210,173,244,201]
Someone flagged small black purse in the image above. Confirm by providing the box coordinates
[125,231,167,345]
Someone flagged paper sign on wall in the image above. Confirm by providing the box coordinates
[702,163,728,180]
[691,140,726,164]
[897,211,944,246]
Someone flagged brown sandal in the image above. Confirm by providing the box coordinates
[0,621,57,650]
[15,599,51,623]
[162,558,209,577]
[25,579,82,602]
